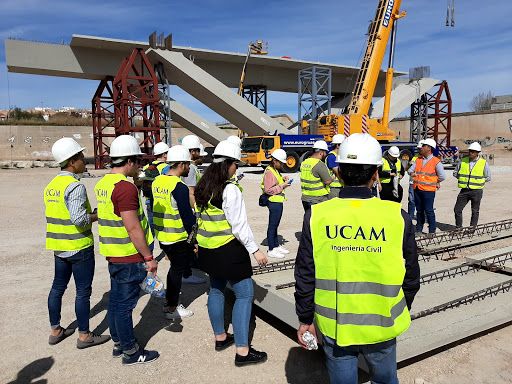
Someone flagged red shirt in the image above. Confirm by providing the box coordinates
[108,180,144,263]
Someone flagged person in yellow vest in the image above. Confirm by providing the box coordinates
[379,146,405,202]
[94,135,159,365]
[408,138,446,235]
[325,134,346,199]
[407,141,424,219]
[139,141,169,235]
[300,140,333,211]
[195,140,269,367]
[453,142,491,227]
[152,145,198,320]
[45,138,111,348]
[261,148,291,259]
[295,133,420,383]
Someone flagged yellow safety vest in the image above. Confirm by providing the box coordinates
[195,166,202,184]
[95,173,153,257]
[196,181,238,249]
[260,166,286,203]
[381,157,402,184]
[457,157,486,190]
[300,157,330,197]
[326,151,343,189]
[44,175,94,251]
[311,197,411,347]
[152,175,188,244]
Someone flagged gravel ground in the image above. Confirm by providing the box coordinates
[1,163,511,384]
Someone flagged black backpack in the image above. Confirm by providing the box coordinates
[141,162,164,198]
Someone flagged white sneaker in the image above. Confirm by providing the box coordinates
[268,249,285,259]
[276,246,290,254]
[164,304,194,320]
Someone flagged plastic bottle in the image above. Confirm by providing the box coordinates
[140,273,166,298]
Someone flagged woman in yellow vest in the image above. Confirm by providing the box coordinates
[45,138,110,348]
[261,148,291,259]
[453,142,491,227]
[295,133,420,384]
[379,146,404,202]
[195,140,269,367]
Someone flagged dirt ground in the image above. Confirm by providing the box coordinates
[1,159,512,384]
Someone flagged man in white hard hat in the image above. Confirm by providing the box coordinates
[295,133,419,383]
[453,142,491,227]
[44,138,110,349]
[140,141,170,235]
[326,134,346,199]
[408,138,446,235]
[152,145,198,320]
[94,135,159,365]
[379,146,404,202]
[261,148,291,259]
[407,141,424,219]
[300,140,333,211]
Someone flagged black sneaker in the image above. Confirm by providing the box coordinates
[215,333,235,351]
[122,349,159,365]
[235,347,267,367]
[113,344,123,358]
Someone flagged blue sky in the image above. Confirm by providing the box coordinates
[1,0,511,123]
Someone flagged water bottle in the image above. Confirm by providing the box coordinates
[140,273,166,298]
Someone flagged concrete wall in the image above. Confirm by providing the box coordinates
[0,125,238,161]
[390,110,512,151]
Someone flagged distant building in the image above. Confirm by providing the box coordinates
[491,95,512,111]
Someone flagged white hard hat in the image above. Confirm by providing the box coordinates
[109,135,143,162]
[388,146,400,158]
[153,142,169,156]
[199,144,207,156]
[331,134,346,145]
[227,135,242,147]
[416,140,424,149]
[181,135,201,150]
[313,140,329,152]
[271,148,287,163]
[468,142,482,152]
[167,145,191,163]
[337,133,383,166]
[422,138,437,149]
[52,137,85,164]
[213,140,241,162]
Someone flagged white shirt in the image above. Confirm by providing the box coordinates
[222,183,259,254]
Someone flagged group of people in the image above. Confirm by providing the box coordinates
[43,128,492,380]
[44,134,269,367]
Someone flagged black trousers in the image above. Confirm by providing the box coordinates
[454,188,483,227]
[161,241,195,307]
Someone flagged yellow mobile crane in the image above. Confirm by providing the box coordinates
[303,0,406,142]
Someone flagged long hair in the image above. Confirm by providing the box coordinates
[195,160,234,210]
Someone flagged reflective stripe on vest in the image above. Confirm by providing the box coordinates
[300,157,330,197]
[380,157,402,184]
[260,166,286,203]
[152,175,188,244]
[44,175,94,251]
[95,173,154,257]
[310,198,410,347]
[413,156,440,191]
[457,157,486,190]
[326,151,343,189]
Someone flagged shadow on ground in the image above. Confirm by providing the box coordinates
[436,221,459,232]
[7,356,54,384]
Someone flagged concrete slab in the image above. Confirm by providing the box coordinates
[464,246,512,273]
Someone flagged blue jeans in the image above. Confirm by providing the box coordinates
[207,277,254,347]
[267,202,283,250]
[322,335,398,384]
[48,246,95,333]
[107,262,147,353]
[407,184,416,218]
[414,189,436,233]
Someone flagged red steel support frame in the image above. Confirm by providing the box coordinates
[427,80,452,147]
[92,48,161,169]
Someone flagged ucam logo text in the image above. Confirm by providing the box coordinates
[45,189,61,197]
[383,0,394,27]
[325,225,386,241]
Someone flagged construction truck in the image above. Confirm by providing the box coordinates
[241,0,457,172]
